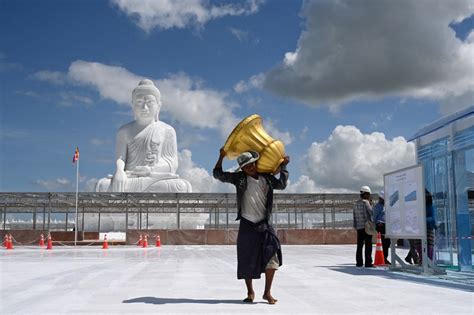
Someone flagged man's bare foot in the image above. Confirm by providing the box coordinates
[243,292,254,303]
[262,293,278,304]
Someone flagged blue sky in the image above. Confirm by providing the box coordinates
[1,0,473,193]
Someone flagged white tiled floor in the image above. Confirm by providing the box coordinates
[1,245,472,314]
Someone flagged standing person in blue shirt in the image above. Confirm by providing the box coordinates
[353,186,374,267]
[373,191,391,264]
[425,189,436,260]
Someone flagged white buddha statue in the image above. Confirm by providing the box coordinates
[95,79,192,193]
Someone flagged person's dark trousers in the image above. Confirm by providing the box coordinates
[376,223,391,262]
[356,228,373,266]
[405,239,420,264]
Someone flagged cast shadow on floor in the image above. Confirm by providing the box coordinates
[320,263,473,292]
[123,297,263,305]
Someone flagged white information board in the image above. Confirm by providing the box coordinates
[384,164,426,238]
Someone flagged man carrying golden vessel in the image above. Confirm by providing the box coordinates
[213,114,289,305]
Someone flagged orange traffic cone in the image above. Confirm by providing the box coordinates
[374,232,386,266]
[142,235,148,248]
[155,235,161,247]
[6,234,13,250]
[137,234,143,247]
[102,234,109,249]
[39,234,45,247]
[46,234,53,250]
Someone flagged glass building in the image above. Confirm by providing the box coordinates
[410,106,473,272]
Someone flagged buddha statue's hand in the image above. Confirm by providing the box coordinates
[128,166,152,177]
[149,173,179,180]
[145,152,157,165]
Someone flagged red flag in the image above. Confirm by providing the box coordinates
[72,147,79,164]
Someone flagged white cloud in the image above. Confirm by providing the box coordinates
[35,60,291,144]
[284,175,318,193]
[35,178,73,191]
[284,175,353,193]
[178,147,357,194]
[15,90,41,98]
[54,60,290,140]
[0,129,31,140]
[263,0,474,113]
[241,95,262,108]
[283,51,298,66]
[30,70,67,85]
[68,60,140,106]
[35,176,100,192]
[439,92,474,116]
[299,126,309,141]
[156,73,240,137]
[67,60,239,137]
[229,27,249,42]
[90,138,108,146]
[83,178,99,192]
[301,125,415,192]
[233,73,264,93]
[177,149,233,193]
[111,0,264,32]
[176,129,208,149]
[0,53,23,73]
[233,81,247,94]
[58,91,93,107]
[263,119,293,145]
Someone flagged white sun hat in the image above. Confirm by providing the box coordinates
[237,150,259,170]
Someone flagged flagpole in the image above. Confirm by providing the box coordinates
[74,156,79,247]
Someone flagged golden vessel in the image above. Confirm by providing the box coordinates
[223,114,285,173]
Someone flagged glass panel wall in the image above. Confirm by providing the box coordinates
[453,146,474,271]
[417,123,473,272]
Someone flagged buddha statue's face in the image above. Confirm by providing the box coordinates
[133,94,160,124]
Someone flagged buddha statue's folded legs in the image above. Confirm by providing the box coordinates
[95,176,192,193]
[95,158,192,193]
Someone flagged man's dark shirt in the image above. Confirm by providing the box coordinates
[213,165,289,222]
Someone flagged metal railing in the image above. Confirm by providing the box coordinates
[0,192,360,231]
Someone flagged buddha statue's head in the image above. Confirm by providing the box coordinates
[132,79,162,124]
